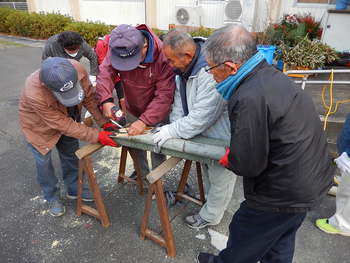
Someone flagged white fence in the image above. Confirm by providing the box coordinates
[0,2,28,11]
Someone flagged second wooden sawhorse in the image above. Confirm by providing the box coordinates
[74,143,205,257]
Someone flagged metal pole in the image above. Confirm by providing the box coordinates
[293,80,350,85]
[285,69,350,75]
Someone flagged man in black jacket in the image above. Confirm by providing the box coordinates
[42,31,98,85]
[197,24,334,263]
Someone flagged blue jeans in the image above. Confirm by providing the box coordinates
[28,135,80,201]
[216,201,306,263]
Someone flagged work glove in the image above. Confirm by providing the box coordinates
[98,131,118,147]
[219,148,230,168]
[102,122,120,132]
[335,152,350,174]
[152,125,173,152]
[89,75,96,86]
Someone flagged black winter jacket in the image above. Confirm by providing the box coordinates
[227,61,334,213]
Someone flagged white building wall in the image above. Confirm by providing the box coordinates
[253,0,335,31]
[80,0,145,26]
[32,0,334,32]
[278,1,333,21]
[157,0,176,30]
[277,0,333,26]
[33,0,145,26]
[34,0,71,16]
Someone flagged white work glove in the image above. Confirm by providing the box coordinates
[335,152,350,174]
[152,125,173,153]
[89,75,97,86]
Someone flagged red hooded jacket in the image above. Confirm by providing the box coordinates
[96,24,175,125]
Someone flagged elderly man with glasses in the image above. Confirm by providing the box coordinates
[152,31,237,229]
[197,24,334,263]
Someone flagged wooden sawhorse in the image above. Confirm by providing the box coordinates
[140,158,205,257]
[75,143,110,227]
[117,146,145,195]
[75,144,145,227]
[75,144,205,257]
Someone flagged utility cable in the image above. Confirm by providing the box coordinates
[321,69,350,130]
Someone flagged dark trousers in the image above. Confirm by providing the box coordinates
[216,201,306,263]
[28,135,80,201]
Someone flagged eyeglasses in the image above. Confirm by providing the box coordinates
[204,61,229,72]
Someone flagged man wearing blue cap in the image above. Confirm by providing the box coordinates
[96,24,176,178]
[19,57,119,217]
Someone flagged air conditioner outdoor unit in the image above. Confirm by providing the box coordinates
[224,0,242,24]
[175,6,202,27]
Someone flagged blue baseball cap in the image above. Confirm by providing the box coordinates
[109,24,144,71]
[40,57,85,107]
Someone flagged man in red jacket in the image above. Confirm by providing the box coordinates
[96,24,176,177]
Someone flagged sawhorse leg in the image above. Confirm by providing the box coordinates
[77,156,110,227]
[140,157,182,257]
[117,146,144,195]
[175,161,205,206]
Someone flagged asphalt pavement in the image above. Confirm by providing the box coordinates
[1,36,350,263]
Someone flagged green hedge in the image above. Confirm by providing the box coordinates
[0,8,214,46]
[1,8,73,39]
[64,21,113,47]
[0,8,111,46]
[0,8,16,32]
[189,26,214,38]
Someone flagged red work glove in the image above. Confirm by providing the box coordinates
[98,131,118,147]
[102,122,119,132]
[219,148,230,168]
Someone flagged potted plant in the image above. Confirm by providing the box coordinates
[270,14,322,47]
[279,36,338,77]
[269,14,323,70]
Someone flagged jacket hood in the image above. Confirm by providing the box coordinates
[191,37,208,77]
[136,24,163,63]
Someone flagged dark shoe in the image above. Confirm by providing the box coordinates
[197,252,216,263]
[185,214,215,229]
[67,189,94,202]
[48,200,66,217]
[165,191,177,207]
[129,170,137,180]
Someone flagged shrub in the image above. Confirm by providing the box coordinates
[64,21,113,46]
[151,28,165,37]
[270,14,322,47]
[0,8,16,33]
[279,36,338,69]
[30,12,73,39]
[0,8,173,47]
[190,26,214,38]
[5,10,33,37]
[2,9,73,39]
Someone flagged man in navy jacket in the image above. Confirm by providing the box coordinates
[197,24,334,263]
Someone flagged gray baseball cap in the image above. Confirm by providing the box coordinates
[40,57,85,107]
[109,24,144,71]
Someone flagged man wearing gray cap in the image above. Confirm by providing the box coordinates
[96,24,175,178]
[19,57,119,217]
